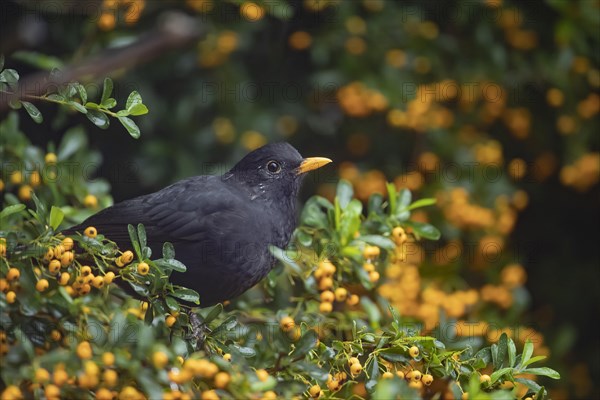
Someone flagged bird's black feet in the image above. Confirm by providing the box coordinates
[187,309,209,350]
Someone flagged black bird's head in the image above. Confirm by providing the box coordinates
[224,143,332,202]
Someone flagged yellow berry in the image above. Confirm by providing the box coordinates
[166,315,177,327]
[280,316,295,332]
[363,245,380,259]
[35,367,50,382]
[84,227,97,238]
[53,244,65,258]
[318,277,333,290]
[320,290,334,302]
[137,262,149,275]
[91,276,105,289]
[223,353,232,361]
[326,378,340,391]
[45,153,58,164]
[363,262,375,272]
[214,371,230,389]
[59,272,70,286]
[369,270,380,282]
[309,384,322,398]
[53,369,68,386]
[36,279,49,292]
[81,266,92,276]
[334,287,347,302]
[103,369,118,387]
[382,371,394,379]
[1,385,22,399]
[79,283,91,295]
[60,251,74,266]
[153,351,169,369]
[409,345,419,358]
[346,294,360,306]
[350,363,363,376]
[480,374,491,384]
[77,341,93,359]
[102,352,115,366]
[120,251,134,264]
[43,247,54,262]
[262,391,277,400]
[408,370,422,381]
[201,390,219,400]
[409,380,423,389]
[0,279,7,292]
[7,268,20,281]
[83,194,98,208]
[348,357,360,366]
[18,185,33,201]
[422,373,433,385]
[104,272,115,284]
[0,244,6,258]
[319,302,333,313]
[61,237,74,250]
[318,259,336,275]
[396,371,405,379]
[256,369,269,382]
[48,259,61,274]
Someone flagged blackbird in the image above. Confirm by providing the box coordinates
[65,143,331,305]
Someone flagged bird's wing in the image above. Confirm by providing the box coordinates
[66,176,251,248]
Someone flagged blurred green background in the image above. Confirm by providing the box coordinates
[1,0,598,398]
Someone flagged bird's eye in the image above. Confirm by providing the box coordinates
[266,160,281,174]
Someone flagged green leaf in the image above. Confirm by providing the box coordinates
[155,258,187,273]
[290,330,318,359]
[521,367,560,379]
[0,204,26,220]
[407,198,437,210]
[336,179,354,209]
[118,116,140,138]
[398,189,412,209]
[137,224,147,250]
[405,221,441,240]
[101,77,113,105]
[57,126,87,160]
[22,102,43,123]
[496,333,509,368]
[127,224,141,259]
[359,235,395,250]
[365,356,380,393]
[126,90,143,110]
[202,303,223,324]
[49,206,64,230]
[128,103,148,116]
[490,367,513,384]
[379,348,409,363]
[507,338,516,367]
[76,83,87,104]
[171,287,200,304]
[86,110,110,129]
[102,98,117,109]
[514,378,542,393]
[165,296,180,312]
[11,51,63,70]
[85,101,100,110]
[69,101,87,114]
[162,242,175,259]
[0,68,19,87]
[521,340,534,366]
[522,355,547,368]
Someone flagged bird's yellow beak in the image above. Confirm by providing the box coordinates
[297,157,332,174]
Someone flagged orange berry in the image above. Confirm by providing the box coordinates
[84,227,97,238]
[166,315,177,327]
[102,352,115,366]
[320,290,335,302]
[363,245,380,259]
[201,390,219,400]
[91,276,105,289]
[421,373,433,385]
[309,384,322,398]
[319,302,333,313]
[60,251,74,266]
[409,346,419,358]
[6,290,16,304]
[214,371,230,389]
[7,268,20,281]
[153,351,169,369]
[77,341,93,359]
[346,294,360,306]
[137,262,149,275]
[120,251,134,264]
[396,371,405,379]
[48,259,61,274]
[334,287,347,302]
[256,369,269,382]
[103,271,116,284]
[36,279,49,292]
[59,272,70,286]
[350,363,362,376]
[62,237,74,250]
[280,316,295,332]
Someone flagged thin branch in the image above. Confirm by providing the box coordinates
[0,11,206,112]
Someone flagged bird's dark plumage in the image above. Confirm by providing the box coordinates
[65,143,331,305]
